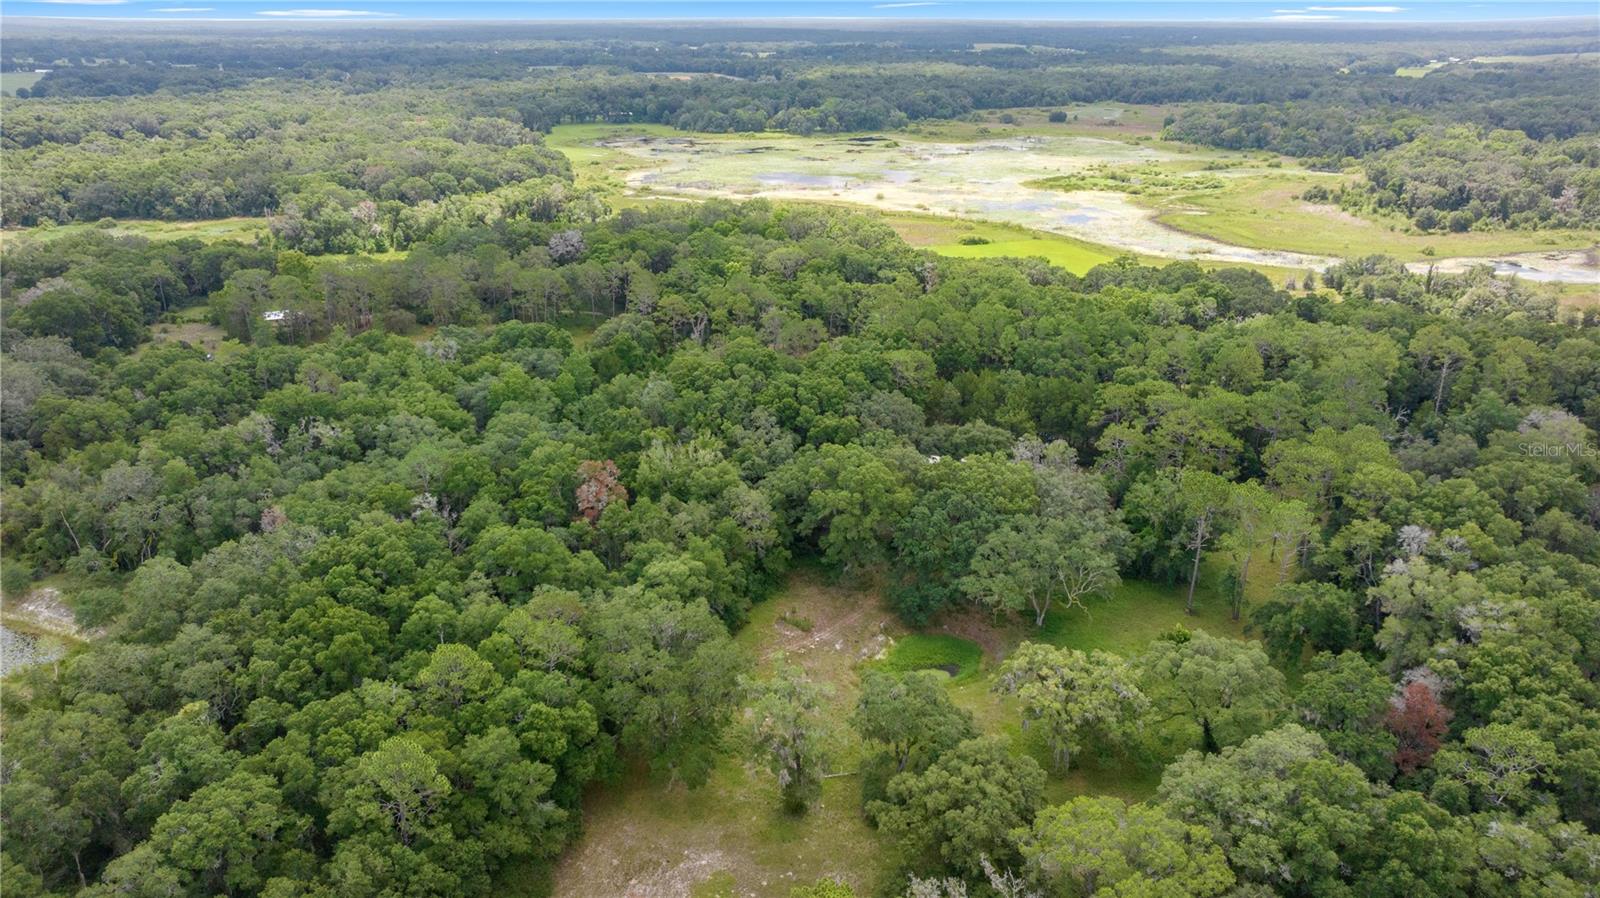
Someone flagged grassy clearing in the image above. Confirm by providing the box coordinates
[904,217,1122,275]
[147,321,240,358]
[948,558,1271,804]
[1396,52,1600,80]
[0,216,268,248]
[873,633,983,682]
[551,758,890,898]
[1153,174,1600,262]
[886,212,1304,285]
[546,122,686,191]
[1394,62,1447,78]
[559,123,1342,274]
[1,72,45,95]
[550,569,897,898]
[556,118,1597,284]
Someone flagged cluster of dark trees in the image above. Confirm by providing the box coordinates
[1,90,571,229]
[3,196,1598,896]
[1303,128,1600,231]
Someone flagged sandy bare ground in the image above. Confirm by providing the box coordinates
[1404,247,1600,285]
[2,586,80,637]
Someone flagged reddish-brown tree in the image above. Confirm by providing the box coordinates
[576,459,628,523]
[1386,679,1453,774]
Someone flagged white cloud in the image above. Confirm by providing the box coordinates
[1267,13,1341,19]
[873,2,942,6]
[152,6,215,10]
[1274,4,1406,10]
[34,1,129,5]
[255,8,398,15]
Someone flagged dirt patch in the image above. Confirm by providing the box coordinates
[1298,201,1373,228]
[1404,247,1600,285]
[576,845,730,898]
[930,604,1014,662]
[751,572,902,681]
[2,586,81,639]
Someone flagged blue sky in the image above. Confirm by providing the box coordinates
[7,0,1597,21]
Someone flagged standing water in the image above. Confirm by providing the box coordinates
[1,622,68,675]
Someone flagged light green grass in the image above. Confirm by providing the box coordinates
[883,213,1126,274]
[1037,576,1249,656]
[551,120,1341,279]
[1394,62,1447,78]
[1,72,45,96]
[928,229,1120,275]
[547,123,687,191]
[873,633,983,682]
[1154,174,1600,262]
[1,216,268,248]
[948,554,1277,803]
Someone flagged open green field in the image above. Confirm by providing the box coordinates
[545,122,684,192]
[1394,61,1447,77]
[0,216,268,248]
[548,568,902,898]
[886,214,1122,275]
[882,211,1313,285]
[1151,173,1599,263]
[145,305,242,358]
[550,552,1280,898]
[1,72,45,95]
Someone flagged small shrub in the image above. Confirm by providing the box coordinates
[779,609,814,632]
[0,563,33,598]
[957,234,991,245]
[1048,110,1068,123]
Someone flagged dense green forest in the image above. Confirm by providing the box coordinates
[3,18,1599,898]
[5,195,1599,895]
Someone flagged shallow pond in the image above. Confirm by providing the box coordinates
[1,623,68,675]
